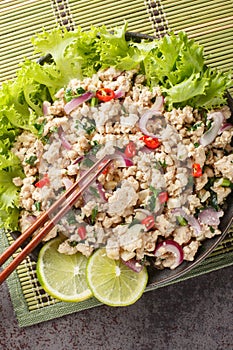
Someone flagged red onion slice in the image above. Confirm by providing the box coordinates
[114,88,125,99]
[26,215,37,224]
[42,101,50,116]
[218,123,233,135]
[96,181,107,202]
[198,208,224,226]
[121,258,144,273]
[62,177,73,190]
[58,127,72,150]
[154,240,184,269]
[72,156,84,165]
[152,95,164,112]
[138,104,163,138]
[111,151,134,167]
[200,111,224,147]
[172,208,202,236]
[64,91,94,114]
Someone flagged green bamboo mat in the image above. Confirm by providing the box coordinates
[0,0,233,327]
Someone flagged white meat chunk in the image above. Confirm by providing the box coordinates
[108,180,139,217]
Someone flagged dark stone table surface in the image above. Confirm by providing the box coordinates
[0,266,232,350]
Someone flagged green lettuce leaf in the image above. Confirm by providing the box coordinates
[0,168,23,230]
[0,24,232,231]
[162,73,208,108]
[143,31,232,109]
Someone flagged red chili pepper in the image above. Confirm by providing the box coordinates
[158,191,168,203]
[96,88,115,102]
[192,163,202,178]
[124,141,137,158]
[98,159,111,175]
[141,215,155,231]
[140,135,161,149]
[77,226,86,240]
[35,174,50,188]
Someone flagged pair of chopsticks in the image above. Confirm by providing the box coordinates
[0,156,112,285]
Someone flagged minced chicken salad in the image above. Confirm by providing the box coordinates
[0,25,233,271]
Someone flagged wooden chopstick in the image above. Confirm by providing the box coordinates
[0,157,112,285]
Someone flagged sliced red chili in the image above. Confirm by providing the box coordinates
[96,88,115,102]
[77,226,86,240]
[141,215,155,231]
[98,159,111,175]
[124,141,137,158]
[158,191,168,203]
[35,174,50,188]
[140,135,161,149]
[192,163,202,178]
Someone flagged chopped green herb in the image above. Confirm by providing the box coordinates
[50,126,59,133]
[187,175,194,187]
[177,215,188,226]
[25,155,37,166]
[209,226,215,233]
[206,120,212,131]
[76,119,96,135]
[82,157,95,168]
[90,140,101,155]
[91,97,98,107]
[68,240,78,247]
[76,87,86,95]
[89,186,100,198]
[209,190,219,211]
[158,160,167,169]
[188,122,202,131]
[121,105,128,114]
[41,135,51,144]
[65,88,73,102]
[34,201,41,211]
[34,120,46,136]
[220,178,232,188]
[204,177,215,191]
[202,111,208,123]
[148,186,159,212]
[65,87,86,102]
[194,142,200,148]
[128,219,141,228]
[91,205,98,225]
[67,211,77,225]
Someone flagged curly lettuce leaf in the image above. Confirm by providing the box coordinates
[191,68,232,109]
[143,31,232,109]
[0,168,23,230]
[163,73,208,108]
[0,208,19,231]
[0,24,232,231]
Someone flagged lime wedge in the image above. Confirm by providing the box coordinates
[86,249,148,306]
[36,238,92,302]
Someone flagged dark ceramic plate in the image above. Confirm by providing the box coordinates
[12,31,233,287]
[126,32,233,286]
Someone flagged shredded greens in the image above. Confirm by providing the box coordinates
[0,24,232,230]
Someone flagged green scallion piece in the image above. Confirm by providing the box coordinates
[177,216,188,226]
[221,178,232,187]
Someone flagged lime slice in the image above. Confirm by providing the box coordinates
[86,249,148,306]
[36,238,92,302]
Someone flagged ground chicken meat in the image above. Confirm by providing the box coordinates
[10,67,232,273]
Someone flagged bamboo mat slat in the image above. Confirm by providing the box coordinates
[0,0,57,82]
[68,0,153,33]
[159,0,233,69]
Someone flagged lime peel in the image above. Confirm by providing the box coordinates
[86,249,148,307]
[36,237,93,302]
